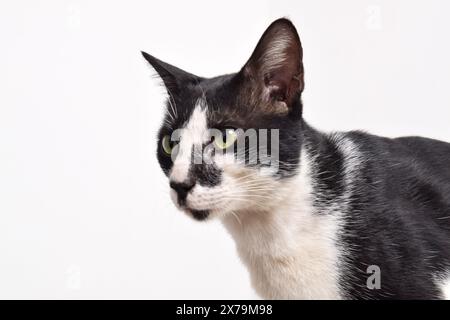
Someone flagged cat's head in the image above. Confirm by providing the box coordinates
[143,18,305,221]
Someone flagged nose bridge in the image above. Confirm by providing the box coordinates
[170,145,192,184]
[170,136,202,184]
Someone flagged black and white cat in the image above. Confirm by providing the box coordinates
[143,18,450,299]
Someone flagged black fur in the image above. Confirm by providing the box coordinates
[339,132,450,299]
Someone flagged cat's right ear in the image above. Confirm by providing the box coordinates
[141,51,199,96]
[239,18,304,115]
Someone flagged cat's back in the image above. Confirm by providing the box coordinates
[392,135,450,215]
[389,135,450,204]
[394,135,450,180]
[343,130,450,234]
[346,131,450,183]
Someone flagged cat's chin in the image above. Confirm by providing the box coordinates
[189,209,210,221]
[183,207,232,221]
[178,206,213,221]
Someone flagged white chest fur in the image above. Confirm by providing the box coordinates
[223,209,342,299]
[221,150,344,299]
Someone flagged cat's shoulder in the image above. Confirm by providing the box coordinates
[326,130,450,177]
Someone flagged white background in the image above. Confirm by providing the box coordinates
[0,0,449,299]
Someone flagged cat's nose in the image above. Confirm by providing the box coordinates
[170,180,196,200]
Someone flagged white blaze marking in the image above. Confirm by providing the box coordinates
[169,101,208,183]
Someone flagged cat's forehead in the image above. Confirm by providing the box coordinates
[163,74,249,130]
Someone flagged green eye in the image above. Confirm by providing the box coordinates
[214,129,237,150]
[162,135,174,155]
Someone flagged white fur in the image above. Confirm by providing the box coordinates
[169,101,208,183]
[443,277,450,300]
[261,32,292,74]
[436,273,450,299]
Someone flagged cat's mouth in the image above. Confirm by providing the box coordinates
[170,189,212,220]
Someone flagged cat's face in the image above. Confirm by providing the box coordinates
[143,19,305,221]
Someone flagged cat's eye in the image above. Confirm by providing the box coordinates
[162,135,175,155]
[214,129,238,150]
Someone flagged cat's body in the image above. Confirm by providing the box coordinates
[143,18,450,299]
[224,124,450,299]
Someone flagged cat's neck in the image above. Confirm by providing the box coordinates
[221,121,335,254]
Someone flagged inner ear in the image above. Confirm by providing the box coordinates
[242,18,304,112]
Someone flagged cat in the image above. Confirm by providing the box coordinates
[142,18,450,299]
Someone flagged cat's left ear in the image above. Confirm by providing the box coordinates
[141,51,200,97]
[241,18,304,113]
